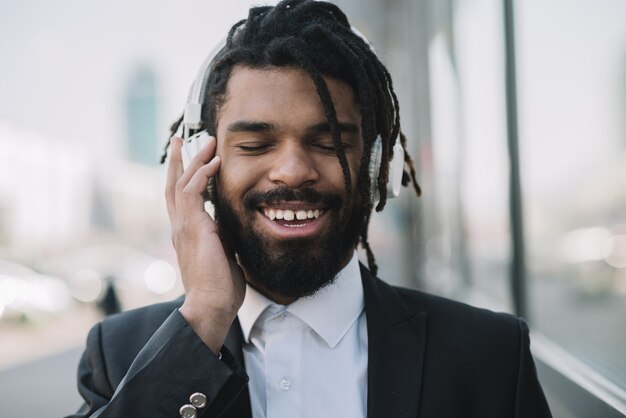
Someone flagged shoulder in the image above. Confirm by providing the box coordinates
[90,298,183,358]
[364,270,523,348]
[99,296,184,338]
[82,297,185,387]
[99,297,183,346]
[369,276,529,377]
[395,284,523,346]
[394,284,519,328]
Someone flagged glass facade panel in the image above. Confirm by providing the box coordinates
[517,0,626,388]
[452,0,512,308]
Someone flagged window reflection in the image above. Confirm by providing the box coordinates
[517,0,626,388]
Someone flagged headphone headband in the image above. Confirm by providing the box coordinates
[182,25,377,135]
[181,23,404,202]
[183,37,228,135]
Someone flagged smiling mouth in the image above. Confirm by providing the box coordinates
[261,207,324,228]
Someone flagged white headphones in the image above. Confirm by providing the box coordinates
[181,26,404,205]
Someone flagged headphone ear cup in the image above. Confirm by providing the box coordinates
[388,140,404,198]
[369,137,383,203]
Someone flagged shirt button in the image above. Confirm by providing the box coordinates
[275,313,287,322]
[280,378,291,391]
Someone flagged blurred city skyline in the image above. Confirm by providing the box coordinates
[0,0,279,258]
[0,0,278,159]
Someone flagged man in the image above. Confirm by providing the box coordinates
[68,1,552,417]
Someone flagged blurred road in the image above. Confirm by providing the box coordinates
[0,346,83,418]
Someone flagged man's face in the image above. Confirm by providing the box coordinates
[213,65,363,300]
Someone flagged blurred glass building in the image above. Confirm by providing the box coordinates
[125,65,159,165]
[334,0,626,415]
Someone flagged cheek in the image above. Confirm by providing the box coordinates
[347,151,364,189]
[215,157,265,206]
[214,161,240,203]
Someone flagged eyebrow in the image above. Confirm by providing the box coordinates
[307,121,360,135]
[225,120,360,135]
[226,121,276,133]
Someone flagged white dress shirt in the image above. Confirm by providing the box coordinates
[237,252,368,418]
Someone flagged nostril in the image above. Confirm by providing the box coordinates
[268,162,320,187]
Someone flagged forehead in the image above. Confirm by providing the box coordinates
[216,65,360,128]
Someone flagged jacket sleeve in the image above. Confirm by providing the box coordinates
[514,319,552,418]
[65,309,248,418]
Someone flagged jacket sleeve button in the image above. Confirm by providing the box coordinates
[179,404,197,418]
[190,392,208,408]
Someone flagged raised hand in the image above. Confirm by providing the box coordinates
[165,136,245,354]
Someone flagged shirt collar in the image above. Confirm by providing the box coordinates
[237,251,364,348]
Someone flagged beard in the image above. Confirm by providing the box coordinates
[212,184,362,301]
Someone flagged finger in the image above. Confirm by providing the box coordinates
[181,156,221,215]
[166,137,183,221]
[177,136,217,187]
[174,136,216,216]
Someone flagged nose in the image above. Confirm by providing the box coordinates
[268,142,320,188]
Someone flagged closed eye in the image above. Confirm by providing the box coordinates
[313,142,354,153]
[236,143,274,154]
[314,143,336,151]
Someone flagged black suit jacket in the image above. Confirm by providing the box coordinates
[67,266,551,417]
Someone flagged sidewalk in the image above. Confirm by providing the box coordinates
[0,346,83,418]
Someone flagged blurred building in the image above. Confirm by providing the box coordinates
[125,65,159,166]
[0,123,93,259]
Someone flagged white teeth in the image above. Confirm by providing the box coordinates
[264,207,323,221]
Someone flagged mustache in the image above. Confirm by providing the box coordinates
[244,187,343,210]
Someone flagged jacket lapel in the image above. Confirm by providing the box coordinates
[361,264,427,418]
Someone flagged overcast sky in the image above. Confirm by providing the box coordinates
[0,0,277,157]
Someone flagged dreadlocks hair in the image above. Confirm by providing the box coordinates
[160,0,421,276]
